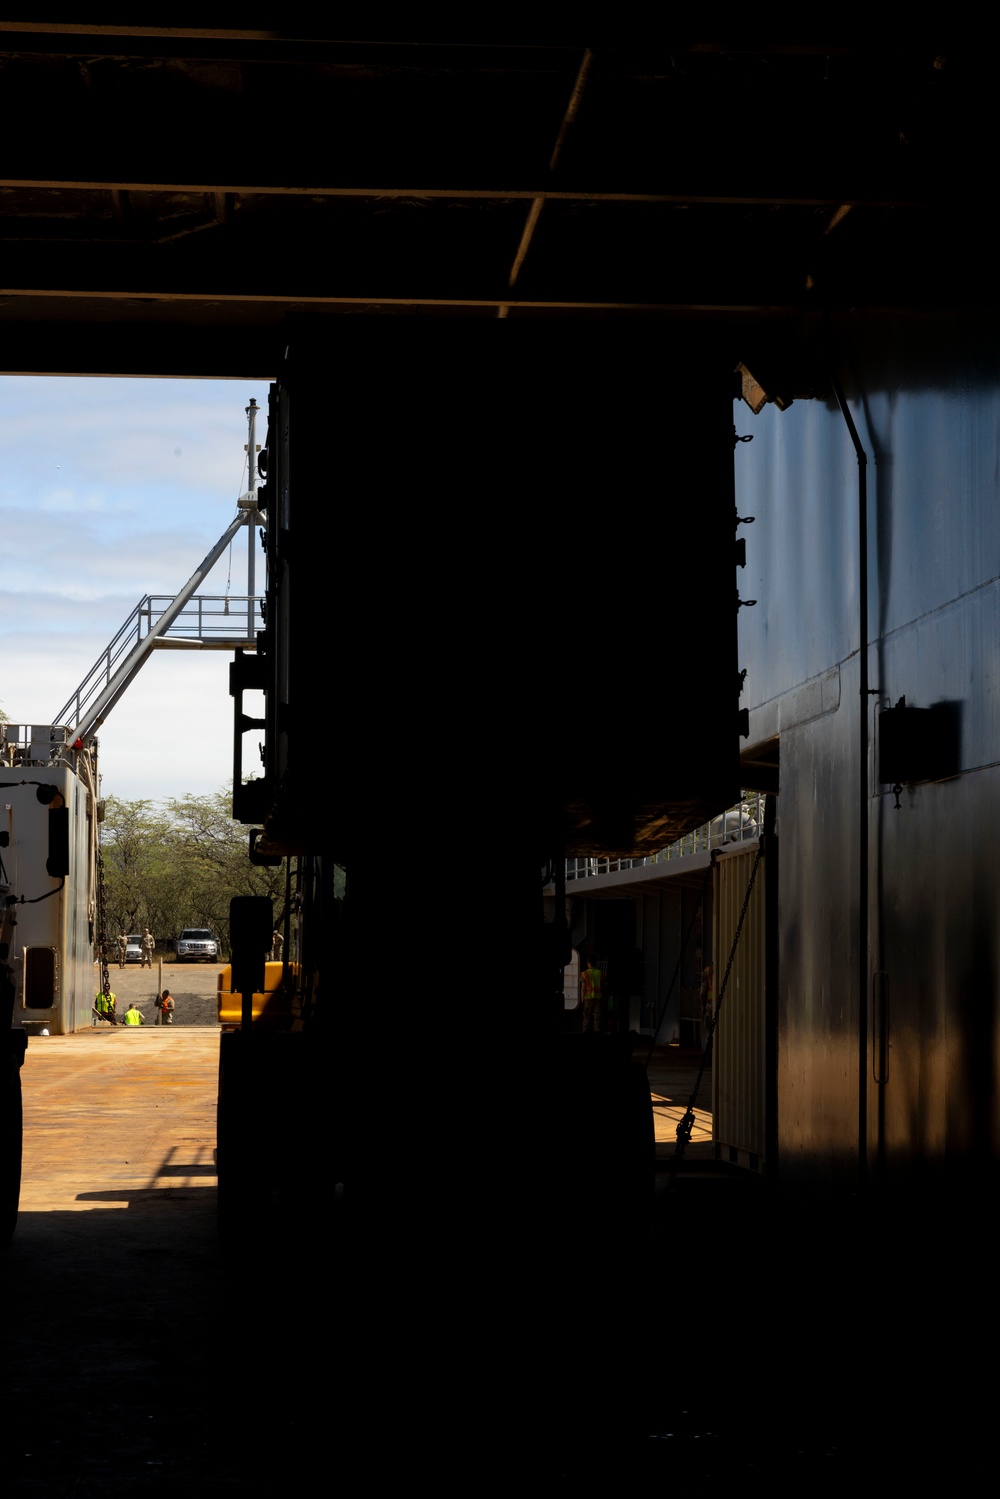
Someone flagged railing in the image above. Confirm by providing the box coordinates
[565,791,766,882]
[138,593,262,642]
[53,593,263,731]
[0,723,82,769]
[0,725,45,763]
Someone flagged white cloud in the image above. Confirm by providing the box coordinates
[2,374,270,803]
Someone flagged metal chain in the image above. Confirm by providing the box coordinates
[95,845,112,1002]
[672,842,764,1164]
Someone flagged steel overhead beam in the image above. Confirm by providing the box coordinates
[501,48,593,317]
[0,27,944,65]
[0,178,930,210]
[0,25,584,60]
[0,286,805,315]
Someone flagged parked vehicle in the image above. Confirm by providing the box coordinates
[125,936,143,963]
[176,929,219,962]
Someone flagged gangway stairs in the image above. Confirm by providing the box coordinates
[55,578,262,741]
[54,401,266,746]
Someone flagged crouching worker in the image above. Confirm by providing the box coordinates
[123,1002,145,1026]
[93,989,117,1026]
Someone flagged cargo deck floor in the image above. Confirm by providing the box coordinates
[2,1030,994,1490]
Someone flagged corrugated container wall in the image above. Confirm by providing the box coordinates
[713,845,768,1171]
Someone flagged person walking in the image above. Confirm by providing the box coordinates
[140,929,155,969]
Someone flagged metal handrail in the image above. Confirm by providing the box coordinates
[565,791,766,882]
[139,594,263,639]
[53,591,263,730]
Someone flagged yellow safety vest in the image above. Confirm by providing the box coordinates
[95,992,116,1012]
[582,966,603,1001]
[124,1008,142,1025]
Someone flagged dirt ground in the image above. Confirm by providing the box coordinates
[90,959,221,1028]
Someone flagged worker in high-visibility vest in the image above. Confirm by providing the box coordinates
[580,956,605,1034]
[93,989,117,1026]
[123,1002,145,1026]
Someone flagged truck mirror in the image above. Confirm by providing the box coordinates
[230,894,273,1004]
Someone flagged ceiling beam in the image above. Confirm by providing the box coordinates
[0,180,932,210]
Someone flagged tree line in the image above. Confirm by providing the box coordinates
[99,789,286,956]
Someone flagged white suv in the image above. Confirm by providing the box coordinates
[176,928,220,962]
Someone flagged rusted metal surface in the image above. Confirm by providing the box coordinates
[1,1027,338,1493]
[2,1031,248,1491]
[17,1030,219,1215]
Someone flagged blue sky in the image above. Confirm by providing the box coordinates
[2,375,272,803]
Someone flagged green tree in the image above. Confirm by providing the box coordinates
[99,787,286,956]
[162,789,286,952]
[100,797,175,939]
